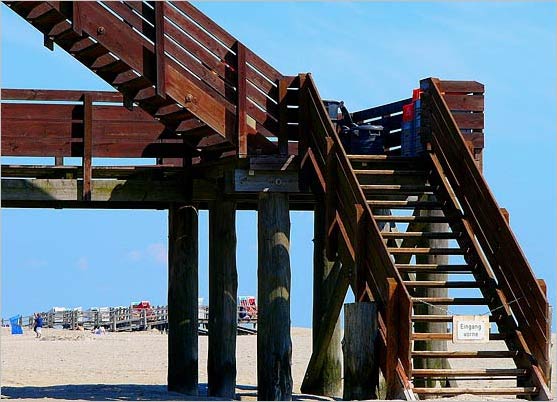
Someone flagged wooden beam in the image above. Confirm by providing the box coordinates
[301,260,350,394]
[82,94,93,201]
[310,198,342,397]
[208,196,237,398]
[343,302,379,400]
[234,169,299,193]
[168,203,199,395]
[257,192,292,400]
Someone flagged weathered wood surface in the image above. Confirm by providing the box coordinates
[208,197,238,398]
[257,192,293,400]
[168,204,199,395]
[310,199,342,397]
[343,302,378,400]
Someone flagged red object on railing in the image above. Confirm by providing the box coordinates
[412,88,422,101]
[402,103,414,122]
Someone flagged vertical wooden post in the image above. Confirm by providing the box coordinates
[343,302,378,400]
[82,94,92,201]
[208,197,238,398]
[168,203,199,395]
[413,207,450,388]
[257,192,293,400]
[154,1,166,97]
[278,78,291,155]
[236,42,247,157]
[72,2,82,36]
[311,198,342,397]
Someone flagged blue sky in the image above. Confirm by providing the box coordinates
[1,2,555,327]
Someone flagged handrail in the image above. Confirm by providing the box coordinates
[300,73,413,397]
[422,77,550,380]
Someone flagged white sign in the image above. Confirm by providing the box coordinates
[452,315,490,343]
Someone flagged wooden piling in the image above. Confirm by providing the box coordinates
[343,302,378,400]
[208,198,238,399]
[311,198,342,397]
[168,203,199,395]
[257,192,293,401]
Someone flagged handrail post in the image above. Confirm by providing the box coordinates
[235,41,247,157]
[154,1,166,97]
[82,94,93,201]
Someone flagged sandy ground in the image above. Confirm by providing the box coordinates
[1,327,555,401]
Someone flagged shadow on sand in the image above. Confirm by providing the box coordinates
[1,384,334,401]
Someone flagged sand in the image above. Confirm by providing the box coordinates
[1,327,555,401]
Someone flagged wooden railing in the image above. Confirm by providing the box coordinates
[352,98,412,155]
[299,74,413,398]
[421,77,551,383]
[4,1,295,156]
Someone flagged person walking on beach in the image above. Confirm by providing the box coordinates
[33,313,43,338]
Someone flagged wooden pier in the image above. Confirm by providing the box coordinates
[6,306,257,335]
[1,1,552,400]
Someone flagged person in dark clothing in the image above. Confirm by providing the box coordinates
[33,313,43,338]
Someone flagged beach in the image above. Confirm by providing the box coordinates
[1,327,554,401]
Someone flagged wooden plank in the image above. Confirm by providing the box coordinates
[100,1,155,39]
[413,387,537,396]
[1,89,123,102]
[452,112,484,130]
[234,170,299,193]
[168,203,199,395]
[412,368,527,376]
[1,178,189,204]
[82,94,93,201]
[154,1,166,97]
[438,80,484,93]
[412,350,518,358]
[257,192,292,400]
[444,94,484,111]
[165,61,230,141]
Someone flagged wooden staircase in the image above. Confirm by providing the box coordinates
[4,2,551,400]
[3,1,296,158]
[299,77,551,400]
[351,153,547,398]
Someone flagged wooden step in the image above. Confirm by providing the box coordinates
[412,387,537,396]
[375,215,452,223]
[412,332,505,341]
[354,169,426,176]
[396,264,471,273]
[411,315,495,322]
[362,185,435,194]
[404,281,477,288]
[411,297,486,305]
[412,350,518,358]
[368,200,442,209]
[388,247,465,255]
[348,155,423,162]
[412,368,528,377]
[382,231,458,239]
